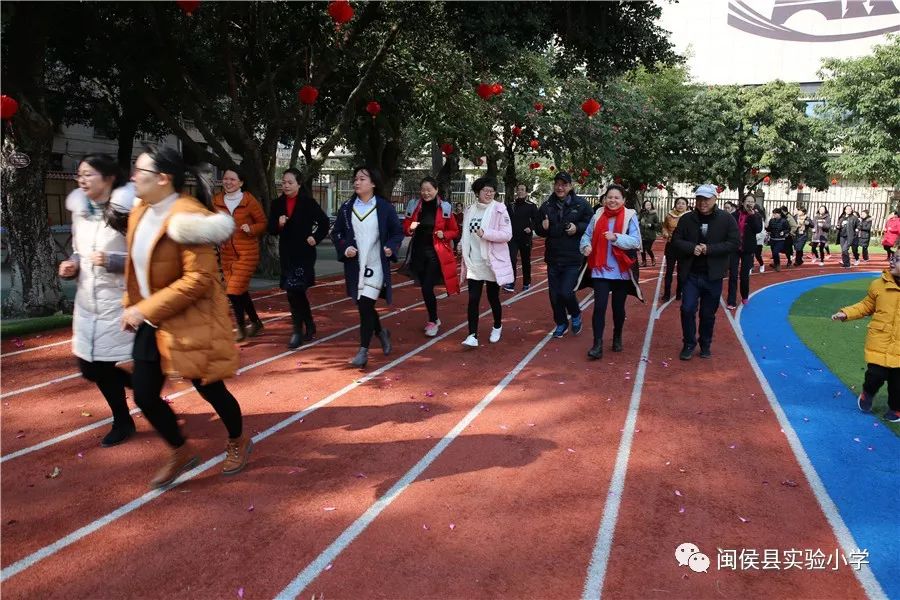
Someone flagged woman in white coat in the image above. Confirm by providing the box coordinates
[59,154,137,447]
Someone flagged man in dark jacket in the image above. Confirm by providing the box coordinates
[672,184,740,360]
[535,172,593,337]
[505,183,539,292]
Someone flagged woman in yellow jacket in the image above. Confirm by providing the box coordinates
[832,253,900,423]
[212,167,267,341]
[125,146,251,488]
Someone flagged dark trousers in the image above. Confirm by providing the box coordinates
[591,278,628,343]
[770,240,784,267]
[852,242,869,261]
[508,239,532,287]
[863,363,900,411]
[884,244,895,261]
[680,273,723,350]
[287,289,313,331]
[793,235,807,265]
[357,296,383,349]
[418,263,440,323]
[812,241,827,261]
[783,235,794,262]
[77,358,133,425]
[726,252,755,305]
[547,263,582,325]
[840,238,853,267]
[131,324,242,448]
[754,245,764,266]
[663,242,681,299]
[641,239,655,265]
[467,279,502,335]
[227,292,260,328]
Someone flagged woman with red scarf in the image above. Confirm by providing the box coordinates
[578,185,644,360]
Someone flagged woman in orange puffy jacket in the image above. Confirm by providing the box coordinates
[212,167,267,341]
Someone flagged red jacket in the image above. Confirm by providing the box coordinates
[403,198,460,295]
[883,215,900,248]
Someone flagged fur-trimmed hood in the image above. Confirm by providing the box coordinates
[167,210,235,245]
[66,183,138,215]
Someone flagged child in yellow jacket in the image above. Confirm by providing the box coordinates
[832,253,900,422]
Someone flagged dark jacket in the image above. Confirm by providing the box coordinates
[331,196,404,304]
[857,216,873,243]
[734,209,763,253]
[837,214,859,242]
[506,197,539,246]
[671,207,740,282]
[535,191,593,266]
[794,215,813,239]
[766,216,790,242]
[267,193,330,289]
[812,213,831,243]
[639,210,661,242]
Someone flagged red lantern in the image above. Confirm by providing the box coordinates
[297,86,319,106]
[491,83,503,95]
[328,0,354,25]
[716,185,724,194]
[657,184,665,190]
[580,169,590,178]
[0,95,19,120]
[533,102,544,111]
[751,167,759,176]
[831,178,839,186]
[176,0,200,16]
[763,176,771,185]
[529,139,539,150]
[614,176,623,184]
[529,162,540,170]
[581,98,601,118]
[797,183,805,190]
[511,125,522,137]
[473,157,484,166]
[365,100,381,118]
[476,83,493,100]
[578,178,586,185]
[639,183,648,192]
[596,164,604,173]
[871,180,879,188]
[440,143,454,155]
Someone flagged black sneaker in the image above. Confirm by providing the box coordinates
[679,345,695,361]
[101,421,136,447]
[699,347,712,358]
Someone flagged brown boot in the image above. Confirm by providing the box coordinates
[235,325,247,342]
[222,435,253,476]
[150,442,199,489]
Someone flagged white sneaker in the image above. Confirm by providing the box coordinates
[424,320,440,337]
[461,334,479,348]
[759,265,766,273]
[489,326,502,343]
[819,261,825,266]
[854,259,860,266]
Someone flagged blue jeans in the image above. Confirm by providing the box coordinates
[680,273,723,350]
[547,263,582,326]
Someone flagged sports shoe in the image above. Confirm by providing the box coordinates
[741,299,749,306]
[699,347,712,358]
[502,284,515,293]
[552,324,568,338]
[571,315,583,336]
[246,320,264,338]
[759,265,766,273]
[222,435,253,475]
[150,442,199,489]
[818,261,825,266]
[679,345,695,361]
[884,410,900,423]
[424,321,440,337]
[489,326,502,343]
[857,392,873,413]
[522,284,531,291]
[854,259,860,266]
[462,334,479,348]
[726,304,737,310]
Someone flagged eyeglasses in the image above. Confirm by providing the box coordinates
[480,189,496,195]
[74,173,99,181]
[133,167,159,175]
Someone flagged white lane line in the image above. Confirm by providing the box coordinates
[0,373,82,400]
[1,339,71,358]
[0,281,550,582]
[724,275,887,600]
[0,279,547,463]
[581,262,665,600]
[275,293,595,600]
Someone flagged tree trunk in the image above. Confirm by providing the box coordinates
[116,117,138,171]
[485,155,499,180]
[436,155,459,202]
[502,145,517,199]
[1,2,67,317]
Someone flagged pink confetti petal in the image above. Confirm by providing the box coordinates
[738,516,749,523]
[424,391,434,398]
[853,437,861,443]
[665,461,671,466]
[354,472,367,479]
[323,506,336,512]
[422,524,430,530]
[729,444,736,449]
[15,431,25,439]
[248,504,254,512]
[449,523,456,530]
[237,587,244,599]
[674,490,683,497]
[678,506,685,514]
[527,423,535,427]
[567,448,576,453]
[325,563,333,571]
[499,425,508,430]
[77,452,84,459]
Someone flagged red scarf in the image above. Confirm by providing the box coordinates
[285,194,298,219]
[591,206,634,273]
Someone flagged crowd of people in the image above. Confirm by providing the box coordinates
[61,147,900,487]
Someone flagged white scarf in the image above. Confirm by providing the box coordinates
[223,190,243,214]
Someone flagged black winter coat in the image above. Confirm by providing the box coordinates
[506,198,540,246]
[535,192,593,266]
[857,216,873,243]
[268,193,330,289]
[734,209,763,253]
[837,214,859,242]
[671,207,740,282]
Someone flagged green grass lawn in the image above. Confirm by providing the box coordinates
[789,277,899,436]
[0,314,72,339]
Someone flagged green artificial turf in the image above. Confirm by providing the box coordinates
[789,277,900,436]
[0,314,72,339]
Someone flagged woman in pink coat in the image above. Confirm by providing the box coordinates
[883,209,900,262]
[459,176,513,347]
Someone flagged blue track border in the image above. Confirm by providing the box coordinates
[738,272,898,600]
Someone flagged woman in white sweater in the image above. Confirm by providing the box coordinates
[59,154,137,447]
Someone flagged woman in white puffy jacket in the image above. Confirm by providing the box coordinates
[59,154,138,447]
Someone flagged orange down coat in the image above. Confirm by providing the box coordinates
[124,196,239,384]
[212,191,267,295]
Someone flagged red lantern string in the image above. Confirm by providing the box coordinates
[176,0,200,16]
[763,176,771,184]
[297,86,319,106]
[440,143,454,155]
[529,139,539,150]
[0,95,19,120]
[533,102,544,111]
[476,83,493,100]
[365,100,381,118]
[871,180,879,188]
[328,0,354,25]
[581,98,601,118]
[511,125,522,137]
[580,169,589,178]
[490,83,503,95]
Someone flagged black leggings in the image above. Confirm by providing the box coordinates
[885,244,895,261]
[132,358,242,448]
[811,241,827,261]
[78,359,133,424]
[227,292,260,328]
[416,263,441,323]
[467,279,502,336]
[357,296,383,349]
[754,245,764,266]
[641,239,655,264]
[663,242,681,298]
[591,279,628,343]
[286,289,313,330]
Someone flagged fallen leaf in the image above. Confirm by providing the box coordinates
[46,467,61,479]
[80,411,92,417]
[781,480,798,487]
